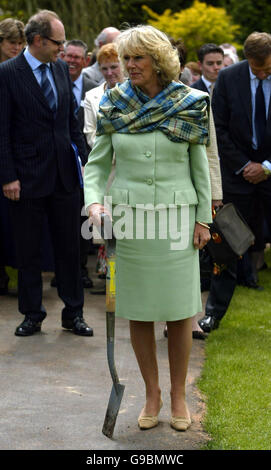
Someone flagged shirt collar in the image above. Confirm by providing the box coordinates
[24,46,50,71]
[201,75,214,92]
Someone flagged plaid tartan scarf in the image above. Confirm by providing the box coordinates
[96,79,209,144]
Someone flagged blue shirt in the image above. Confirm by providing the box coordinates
[249,67,271,151]
[24,47,58,108]
[72,74,83,110]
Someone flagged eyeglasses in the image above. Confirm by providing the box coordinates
[43,36,65,47]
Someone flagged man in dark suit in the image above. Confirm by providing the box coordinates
[202,32,271,331]
[193,43,224,95]
[58,39,95,289]
[0,10,93,336]
[192,43,238,335]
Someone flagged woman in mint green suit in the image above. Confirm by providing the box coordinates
[84,25,212,432]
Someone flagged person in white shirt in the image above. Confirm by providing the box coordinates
[84,43,124,148]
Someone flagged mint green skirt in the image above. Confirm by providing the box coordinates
[113,205,201,322]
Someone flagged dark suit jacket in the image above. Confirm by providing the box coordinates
[0,51,88,198]
[82,61,104,89]
[192,77,209,94]
[212,60,271,194]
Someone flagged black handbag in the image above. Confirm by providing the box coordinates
[206,203,255,265]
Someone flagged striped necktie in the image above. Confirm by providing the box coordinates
[209,82,215,101]
[39,63,57,115]
[255,79,266,148]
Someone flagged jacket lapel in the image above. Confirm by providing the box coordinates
[50,61,64,117]
[15,51,52,112]
[267,84,271,120]
[200,78,209,94]
[237,61,252,132]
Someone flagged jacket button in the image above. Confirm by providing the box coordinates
[146,178,153,185]
[144,151,152,158]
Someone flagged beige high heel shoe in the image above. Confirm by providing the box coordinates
[138,399,163,430]
[170,415,191,431]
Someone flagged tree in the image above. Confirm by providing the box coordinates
[143,0,240,61]
[117,0,191,26]
[226,0,271,43]
[0,0,118,50]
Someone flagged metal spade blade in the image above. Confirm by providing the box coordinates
[102,218,125,438]
[102,310,125,438]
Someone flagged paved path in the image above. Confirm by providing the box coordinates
[0,256,210,450]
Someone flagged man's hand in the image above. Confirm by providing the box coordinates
[2,180,21,201]
[243,162,267,184]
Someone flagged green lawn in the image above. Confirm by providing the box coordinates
[198,248,271,450]
[5,266,18,290]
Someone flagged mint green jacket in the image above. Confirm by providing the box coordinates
[84,131,212,223]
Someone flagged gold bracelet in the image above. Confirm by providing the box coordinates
[196,221,210,230]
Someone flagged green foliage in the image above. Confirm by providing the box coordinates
[143,1,240,61]
[5,266,18,290]
[3,0,271,55]
[227,0,271,43]
[0,0,25,20]
[198,248,271,450]
[0,0,118,50]
[117,0,192,27]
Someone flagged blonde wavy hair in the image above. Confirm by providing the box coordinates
[116,25,180,87]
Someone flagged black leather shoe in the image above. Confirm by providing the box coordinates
[82,275,93,288]
[62,316,93,336]
[15,317,42,336]
[258,262,268,271]
[241,280,264,291]
[98,273,106,279]
[198,315,220,333]
[192,330,207,340]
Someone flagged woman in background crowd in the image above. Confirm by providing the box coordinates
[84,43,124,148]
[0,18,25,62]
[185,61,201,83]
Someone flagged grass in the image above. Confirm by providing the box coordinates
[198,248,271,450]
[5,266,18,290]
